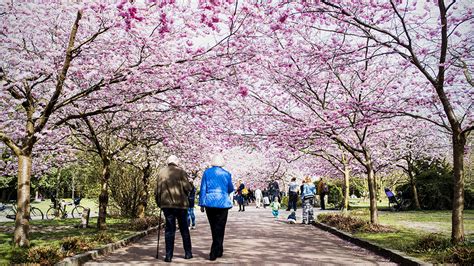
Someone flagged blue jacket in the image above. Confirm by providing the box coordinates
[199,166,234,208]
[301,183,316,199]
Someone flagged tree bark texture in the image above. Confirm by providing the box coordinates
[407,163,421,210]
[452,132,466,244]
[97,161,110,230]
[365,154,378,224]
[342,163,350,211]
[136,167,151,218]
[13,155,32,247]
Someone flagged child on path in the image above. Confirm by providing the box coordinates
[270,197,280,219]
[287,211,296,224]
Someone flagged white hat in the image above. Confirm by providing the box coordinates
[211,154,225,167]
[167,155,180,166]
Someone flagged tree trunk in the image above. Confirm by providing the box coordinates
[13,154,32,247]
[97,161,110,230]
[452,132,466,244]
[136,167,151,218]
[365,156,378,224]
[407,165,421,210]
[342,164,350,211]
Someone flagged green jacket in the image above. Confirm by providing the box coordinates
[155,164,192,209]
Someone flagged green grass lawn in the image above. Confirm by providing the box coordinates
[348,201,474,238]
[319,204,474,263]
[0,217,140,264]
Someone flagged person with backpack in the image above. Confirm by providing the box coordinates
[301,176,316,224]
[317,177,329,210]
[236,179,246,212]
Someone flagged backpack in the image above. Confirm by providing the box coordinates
[323,184,329,193]
[242,187,249,196]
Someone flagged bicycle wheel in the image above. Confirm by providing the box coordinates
[5,208,16,220]
[71,206,85,218]
[46,207,61,219]
[30,207,44,220]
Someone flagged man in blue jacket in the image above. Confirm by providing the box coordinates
[199,154,234,261]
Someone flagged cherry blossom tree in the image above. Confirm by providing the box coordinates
[286,0,473,243]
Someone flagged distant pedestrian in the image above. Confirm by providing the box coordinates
[199,154,234,261]
[236,179,246,212]
[270,197,281,219]
[317,177,329,210]
[287,177,299,211]
[301,176,316,225]
[262,188,270,208]
[188,182,196,230]
[155,155,193,262]
[254,188,263,208]
[271,179,280,202]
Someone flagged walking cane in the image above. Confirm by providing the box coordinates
[156,207,162,259]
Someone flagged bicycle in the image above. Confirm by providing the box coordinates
[3,201,44,220]
[46,197,85,219]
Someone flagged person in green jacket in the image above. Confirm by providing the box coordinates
[155,155,193,262]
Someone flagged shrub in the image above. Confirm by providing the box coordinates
[395,158,474,210]
[317,213,396,233]
[91,232,114,244]
[327,184,343,208]
[442,245,474,264]
[131,215,161,231]
[61,236,92,254]
[407,234,473,264]
[27,246,62,265]
[409,233,450,253]
[281,196,288,208]
[10,248,29,264]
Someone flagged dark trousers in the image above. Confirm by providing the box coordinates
[288,192,298,211]
[320,193,326,210]
[237,195,245,211]
[206,207,229,258]
[162,208,192,259]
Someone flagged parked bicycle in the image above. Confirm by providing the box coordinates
[46,197,85,219]
[2,201,44,220]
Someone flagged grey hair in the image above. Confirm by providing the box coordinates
[211,154,225,167]
[167,155,180,166]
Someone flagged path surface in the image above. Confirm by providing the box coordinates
[86,206,396,265]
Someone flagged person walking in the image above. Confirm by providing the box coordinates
[287,177,299,212]
[271,179,280,202]
[199,154,234,261]
[301,176,316,225]
[317,177,329,210]
[262,188,270,208]
[188,181,196,230]
[254,188,263,208]
[236,179,246,212]
[155,155,193,262]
